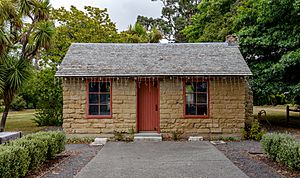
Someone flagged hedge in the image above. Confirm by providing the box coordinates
[0,146,30,178]
[26,131,66,159]
[261,133,300,170]
[0,131,66,178]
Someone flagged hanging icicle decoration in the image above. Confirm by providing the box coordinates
[208,76,210,92]
[138,78,141,88]
[151,77,154,86]
[233,77,236,94]
[80,77,82,91]
[225,76,228,91]
[75,77,78,91]
[237,77,240,91]
[219,77,224,90]
[70,77,73,91]
[211,77,214,95]
[230,77,233,92]
[174,76,176,88]
[148,77,151,92]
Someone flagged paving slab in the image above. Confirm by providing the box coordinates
[76,141,249,178]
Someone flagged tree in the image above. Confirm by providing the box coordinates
[138,0,201,42]
[0,0,54,131]
[0,57,32,131]
[233,0,300,105]
[33,68,63,126]
[118,22,162,43]
[34,6,120,125]
[45,6,118,65]
[136,15,170,37]
[183,0,236,42]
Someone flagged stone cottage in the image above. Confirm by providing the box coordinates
[56,43,253,139]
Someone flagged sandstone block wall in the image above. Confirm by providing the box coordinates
[160,78,247,138]
[62,79,136,134]
[62,77,252,138]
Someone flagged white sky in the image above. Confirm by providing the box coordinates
[50,0,163,31]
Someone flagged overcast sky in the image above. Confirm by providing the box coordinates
[50,0,163,31]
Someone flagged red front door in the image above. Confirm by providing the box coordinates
[138,81,159,132]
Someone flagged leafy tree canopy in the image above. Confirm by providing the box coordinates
[138,0,201,42]
[44,6,118,66]
[183,0,236,42]
[118,22,162,43]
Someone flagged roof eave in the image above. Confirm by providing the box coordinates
[55,73,253,77]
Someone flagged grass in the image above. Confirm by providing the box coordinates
[1,109,47,135]
[254,105,300,136]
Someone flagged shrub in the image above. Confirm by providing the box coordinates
[171,130,183,141]
[26,131,66,159]
[261,133,300,170]
[67,136,95,144]
[9,137,48,170]
[277,140,300,170]
[0,131,66,177]
[113,131,125,141]
[261,133,295,160]
[33,68,63,126]
[0,146,30,178]
[10,95,27,111]
[242,119,265,141]
[34,109,63,126]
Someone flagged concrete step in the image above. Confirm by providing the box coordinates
[134,133,162,142]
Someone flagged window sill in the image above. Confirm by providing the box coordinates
[183,115,209,119]
[86,115,112,119]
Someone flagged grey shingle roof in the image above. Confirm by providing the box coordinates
[55,43,252,77]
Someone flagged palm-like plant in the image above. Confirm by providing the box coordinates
[0,57,31,131]
[0,0,53,131]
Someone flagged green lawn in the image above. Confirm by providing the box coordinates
[2,109,47,135]
[254,105,300,136]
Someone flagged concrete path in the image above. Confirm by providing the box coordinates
[76,141,249,178]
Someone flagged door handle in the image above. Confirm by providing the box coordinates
[155,104,158,111]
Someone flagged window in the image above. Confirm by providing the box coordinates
[87,81,112,117]
[184,81,208,117]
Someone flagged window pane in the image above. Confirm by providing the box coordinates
[100,105,110,115]
[197,105,207,115]
[185,82,195,93]
[186,93,196,104]
[89,105,99,115]
[197,93,207,104]
[100,82,110,92]
[100,94,110,104]
[89,94,99,104]
[186,104,196,115]
[196,82,207,92]
[89,82,99,92]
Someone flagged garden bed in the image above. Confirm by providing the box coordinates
[215,141,300,178]
[31,144,102,178]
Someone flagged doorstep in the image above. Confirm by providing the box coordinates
[134,132,162,142]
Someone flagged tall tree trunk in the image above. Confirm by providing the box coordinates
[0,105,9,132]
